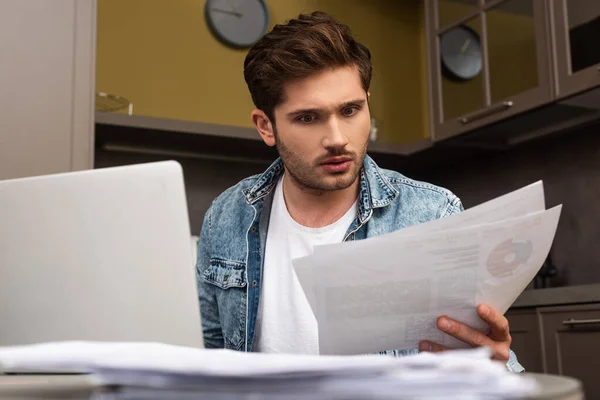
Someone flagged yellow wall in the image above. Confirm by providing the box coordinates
[487,8,538,103]
[96,0,429,144]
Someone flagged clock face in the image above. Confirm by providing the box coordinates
[440,25,482,81]
[205,0,269,49]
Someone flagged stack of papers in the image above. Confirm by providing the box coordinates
[0,341,539,399]
[293,181,561,355]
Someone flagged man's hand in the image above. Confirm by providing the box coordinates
[418,304,512,362]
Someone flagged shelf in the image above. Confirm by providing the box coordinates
[95,112,260,142]
[94,112,431,160]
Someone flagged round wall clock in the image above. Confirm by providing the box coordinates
[205,0,270,49]
[440,25,482,82]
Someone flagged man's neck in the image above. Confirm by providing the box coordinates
[281,172,359,228]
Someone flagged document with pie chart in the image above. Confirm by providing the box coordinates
[293,182,562,356]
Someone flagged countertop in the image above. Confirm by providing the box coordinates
[511,284,600,308]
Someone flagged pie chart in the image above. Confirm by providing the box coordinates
[486,239,533,278]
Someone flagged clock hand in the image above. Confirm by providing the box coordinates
[227,0,239,13]
[211,7,242,17]
[460,39,471,54]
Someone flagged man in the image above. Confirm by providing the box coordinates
[196,11,523,372]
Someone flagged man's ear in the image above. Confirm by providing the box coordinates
[367,91,370,101]
[251,109,276,147]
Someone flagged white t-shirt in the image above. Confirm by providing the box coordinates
[253,176,357,354]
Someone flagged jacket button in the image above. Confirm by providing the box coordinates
[251,227,256,233]
[252,280,257,287]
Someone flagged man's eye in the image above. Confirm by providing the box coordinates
[342,107,359,116]
[297,115,316,123]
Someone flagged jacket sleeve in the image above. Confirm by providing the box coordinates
[444,193,465,217]
[196,205,225,348]
[377,348,524,372]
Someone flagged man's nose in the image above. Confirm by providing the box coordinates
[322,116,349,150]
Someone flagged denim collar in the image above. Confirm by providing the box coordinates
[242,155,399,223]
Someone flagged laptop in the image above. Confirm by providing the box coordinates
[0,161,204,360]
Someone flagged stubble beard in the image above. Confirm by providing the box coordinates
[274,129,368,195]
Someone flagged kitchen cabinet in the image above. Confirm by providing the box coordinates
[504,308,543,373]
[425,0,553,141]
[0,0,96,181]
[506,302,600,398]
[539,304,600,399]
[552,0,600,98]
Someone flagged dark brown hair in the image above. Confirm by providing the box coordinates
[243,11,372,123]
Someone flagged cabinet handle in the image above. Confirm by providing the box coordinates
[459,101,514,124]
[562,318,600,327]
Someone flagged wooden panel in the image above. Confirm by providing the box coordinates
[0,0,95,181]
[506,308,544,372]
[552,0,600,98]
[539,303,600,399]
[71,0,97,172]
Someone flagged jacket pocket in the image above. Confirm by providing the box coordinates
[203,258,247,351]
[203,258,247,289]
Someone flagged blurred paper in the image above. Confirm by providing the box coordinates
[0,341,396,378]
[0,342,539,399]
[293,181,561,356]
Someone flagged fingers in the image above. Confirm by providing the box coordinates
[419,340,450,353]
[437,316,494,349]
[436,307,512,362]
[477,304,511,342]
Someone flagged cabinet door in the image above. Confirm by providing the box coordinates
[539,304,600,399]
[552,0,600,98]
[0,0,96,181]
[505,308,544,373]
[427,0,553,141]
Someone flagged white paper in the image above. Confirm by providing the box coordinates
[303,181,546,318]
[293,200,561,355]
[0,341,539,398]
[314,180,545,255]
[0,341,397,378]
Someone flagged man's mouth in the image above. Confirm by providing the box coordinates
[320,156,353,165]
[320,156,353,173]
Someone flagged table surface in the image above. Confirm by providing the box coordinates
[0,372,584,399]
[0,374,95,399]
[523,373,583,400]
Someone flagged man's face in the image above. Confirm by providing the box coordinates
[271,65,370,192]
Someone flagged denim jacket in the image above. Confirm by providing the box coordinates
[196,155,524,373]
